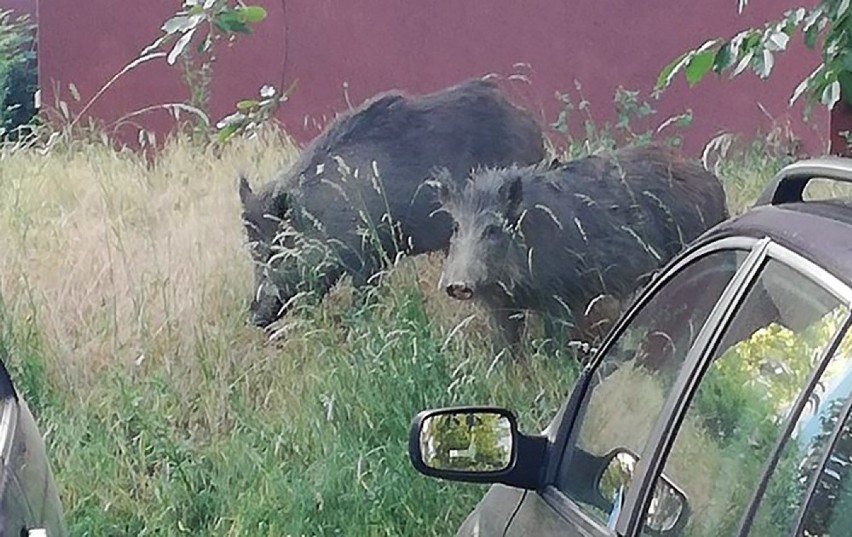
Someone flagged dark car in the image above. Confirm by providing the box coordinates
[409,157,852,536]
[0,353,66,537]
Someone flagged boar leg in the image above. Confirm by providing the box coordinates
[489,308,525,355]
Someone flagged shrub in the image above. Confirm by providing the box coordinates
[0,9,36,138]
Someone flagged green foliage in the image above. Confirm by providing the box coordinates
[216,83,295,143]
[694,308,846,445]
[139,0,272,143]
[0,9,36,138]
[656,1,852,118]
[144,0,268,67]
[551,82,693,159]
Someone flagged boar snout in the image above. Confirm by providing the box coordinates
[446,282,475,300]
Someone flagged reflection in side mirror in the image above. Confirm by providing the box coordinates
[419,410,514,473]
[409,406,547,490]
[597,448,689,535]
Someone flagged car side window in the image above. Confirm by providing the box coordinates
[797,379,852,535]
[556,248,748,523]
[746,326,852,536]
[639,258,847,537]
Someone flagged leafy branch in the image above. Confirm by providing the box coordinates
[656,0,852,117]
[138,0,270,142]
[142,0,267,66]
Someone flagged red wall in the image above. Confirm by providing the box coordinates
[0,0,35,16]
[37,0,828,155]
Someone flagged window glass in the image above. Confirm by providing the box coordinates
[557,249,747,523]
[799,409,852,535]
[747,326,852,536]
[639,259,846,537]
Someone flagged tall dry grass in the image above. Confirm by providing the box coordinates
[0,123,794,534]
[0,127,580,535]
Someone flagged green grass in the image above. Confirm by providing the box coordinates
[0,125,794,535]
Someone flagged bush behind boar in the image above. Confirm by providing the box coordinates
[436,144,729,351]
[239,78,546,328]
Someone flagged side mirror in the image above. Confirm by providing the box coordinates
[597,448,690,535]
[409,406,547,490]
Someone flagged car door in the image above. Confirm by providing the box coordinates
[0,355,66,537]
[625,242,852,537]
[494,237,764,537]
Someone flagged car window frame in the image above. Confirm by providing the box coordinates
[618,240,852,537]
[736,243,852,537]
[533,235,765,532]
[791,361,852,535]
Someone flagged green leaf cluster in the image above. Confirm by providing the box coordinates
[144,1,268,66]
[216,82,295,144]
[657,1,852,116]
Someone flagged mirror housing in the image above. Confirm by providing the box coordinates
[596,448,690,535]
[409,406,547,490]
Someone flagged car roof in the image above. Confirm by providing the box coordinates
[698,201,852,285]
[694,155,852,292]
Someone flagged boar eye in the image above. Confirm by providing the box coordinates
[483,224,501,238]
[452,221,460,234]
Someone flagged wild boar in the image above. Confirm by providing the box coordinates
[239,78,546,328]
[435,144,729,351]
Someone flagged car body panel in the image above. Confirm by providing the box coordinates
[506,487,614,537]
[13,399,66,537]
[0,357,66,537]
[453,485,525,537]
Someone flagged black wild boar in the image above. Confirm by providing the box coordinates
[239,78,546,328]
[435,144,729,350]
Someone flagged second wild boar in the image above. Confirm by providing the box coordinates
[435,144,729,351]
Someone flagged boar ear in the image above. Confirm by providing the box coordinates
[238,176,254,207]
[499,175,523,220]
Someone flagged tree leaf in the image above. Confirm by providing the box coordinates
[838,70,852,105]
[656,51,690,90]
[758,49,775,78]
[766,31,789,52]
[162,15,191,35]
[732,50,755,77]
[803,7,824,33]
[217,123,240,143]
[786,7,806,27]
[167,28,196,65]
[215,11,251,34]
[686,50,716,86]
[713,43,732,72]
[237,99,259,111]
[821,80,841,109]
[840,0,851,19]
[238,6,267,23]
[805,23,821,48]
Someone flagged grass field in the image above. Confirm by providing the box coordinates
[0,127,794,535]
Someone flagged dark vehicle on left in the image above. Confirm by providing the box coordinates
[0,345,66,537]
